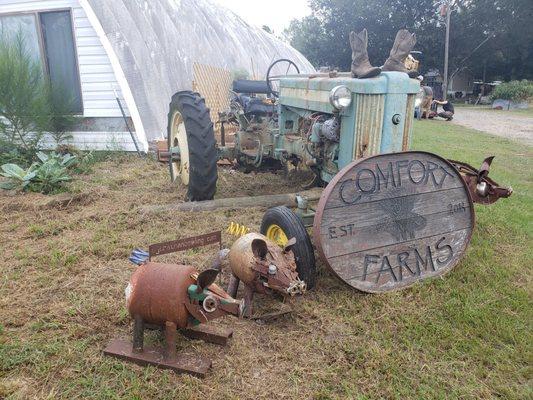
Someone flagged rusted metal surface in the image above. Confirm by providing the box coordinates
[227,233,306,316]
[127,263,195,327]
[449,156,513,205]
[126,262,241,327]
[149,231,221,258]
[182,324,234,346]
[313,151,475,293]
[105,233,243,377]
[103,338,212,378]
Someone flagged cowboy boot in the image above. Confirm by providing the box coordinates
[350,29,381,79]
[382,29,418,78]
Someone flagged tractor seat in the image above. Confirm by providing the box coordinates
[234,94,275,116]
[232,79,271,95]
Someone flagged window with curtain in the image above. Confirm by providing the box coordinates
[0,14,42,64]
[0,10,83,114]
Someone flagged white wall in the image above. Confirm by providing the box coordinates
[0,0,129,118]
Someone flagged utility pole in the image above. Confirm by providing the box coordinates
[442,1,452,100]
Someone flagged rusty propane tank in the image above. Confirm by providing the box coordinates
[126,262,242,328]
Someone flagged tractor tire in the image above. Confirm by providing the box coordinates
[260,206,316,289]
[167,91,217,201]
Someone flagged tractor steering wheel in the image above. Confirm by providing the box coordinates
[266,59,300,98]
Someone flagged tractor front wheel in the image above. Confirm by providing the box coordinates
[260,206,316,289]
[167,91,217,201]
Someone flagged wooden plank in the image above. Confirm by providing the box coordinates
[327,228,471,292]
[313,151,474,293]
[324,152,464,209]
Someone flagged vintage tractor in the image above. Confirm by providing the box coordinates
[167,60,419,201]
[166,58,512,293]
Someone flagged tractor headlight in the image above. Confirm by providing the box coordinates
[329,85,352,110]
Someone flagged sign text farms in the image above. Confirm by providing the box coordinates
[313,152,474,292]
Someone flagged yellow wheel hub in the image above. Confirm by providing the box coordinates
[169,110,190,185]
[265,224,289,247]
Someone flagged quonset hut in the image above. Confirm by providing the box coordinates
[0,0,314,151]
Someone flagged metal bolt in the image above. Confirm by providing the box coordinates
[476,181,488,197]
[392,114,401,125]
[268,264,277,275]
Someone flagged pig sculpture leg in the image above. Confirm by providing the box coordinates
[227,273,240,299]
[242,285,255,317]
[132,314,144,353]
[164,321,178,360]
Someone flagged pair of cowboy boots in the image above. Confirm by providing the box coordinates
[350,29,418,79]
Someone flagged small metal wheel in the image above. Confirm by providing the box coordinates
[260,206,316,289]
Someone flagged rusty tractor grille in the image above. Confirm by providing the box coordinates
[354,94,385,159]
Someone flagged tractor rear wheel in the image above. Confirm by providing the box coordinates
[260,206,316,289]
[167,91,217,201]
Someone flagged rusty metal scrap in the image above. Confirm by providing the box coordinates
[227,233,306,317]
[126,263,242,328]
[449,156,513,205]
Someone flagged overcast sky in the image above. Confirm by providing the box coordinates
[212,0,311,34]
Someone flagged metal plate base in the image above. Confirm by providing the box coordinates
[103,338,212,378]
[182,324,233,346]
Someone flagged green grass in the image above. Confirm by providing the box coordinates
[0,122,531,399]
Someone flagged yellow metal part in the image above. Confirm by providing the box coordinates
[265,224,289,247]
[226,222,250,238]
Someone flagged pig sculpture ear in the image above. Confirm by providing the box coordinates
[283,237,297,253]
[251,238,268,259]
[197,268,219,291]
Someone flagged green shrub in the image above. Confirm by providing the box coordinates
[0,31,78,164]
[490,80,533,102]
[0,33,49,163]
[0,152,77,194]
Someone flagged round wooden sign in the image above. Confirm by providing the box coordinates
[313,151,474,293]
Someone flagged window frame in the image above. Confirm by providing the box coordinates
[0,8,84,115]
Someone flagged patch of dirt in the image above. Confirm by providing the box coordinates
[451,108,533,146]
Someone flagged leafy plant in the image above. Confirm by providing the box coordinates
[0,152,77,194]
[0,163,38,191]
[490,80,533,102]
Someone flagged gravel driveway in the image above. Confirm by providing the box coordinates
[450,108,533,146]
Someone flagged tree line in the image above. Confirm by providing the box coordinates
[284,0,533,82]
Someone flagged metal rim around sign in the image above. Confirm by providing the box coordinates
[313,151,475,293]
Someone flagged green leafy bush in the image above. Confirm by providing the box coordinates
[0,152,77,194]
[490,80,533,102]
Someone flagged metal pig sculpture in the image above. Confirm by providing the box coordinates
[227,232,306,316]
[104,247,244,377]
[126,262,243,330]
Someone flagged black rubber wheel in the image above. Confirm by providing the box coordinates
[260,206,316,289]
[167,91,217,201]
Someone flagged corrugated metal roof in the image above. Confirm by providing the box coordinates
[86,0,315,140]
